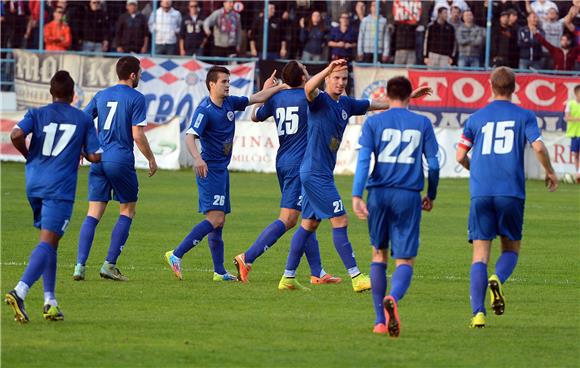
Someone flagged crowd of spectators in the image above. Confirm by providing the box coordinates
[1,0,580,71]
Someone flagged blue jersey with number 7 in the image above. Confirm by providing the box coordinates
[458,100,542,200]
[84,84,147,164]
[17,102,100,201]
[358,107,438,192]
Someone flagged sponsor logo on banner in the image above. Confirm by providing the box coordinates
[354,66,580,131]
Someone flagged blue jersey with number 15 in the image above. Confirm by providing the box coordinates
[84,84,147,165]
[255,88,308,168]
[17,102,100,201]
[459,100,542,200]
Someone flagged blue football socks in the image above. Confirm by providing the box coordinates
[105,215,132,264]
[495,251,519,284]
[76,216,99,265]
[370,262,387,324]
[304,232,323,278]
[42,247,58,306]
[389,264,414,302]
[470,262,488,315]
[19,242,54,299]
[173,219,214,258]
[207,227,227,275]
[284,226,312,277]
[245,219,287,264]
[332,226,360,276]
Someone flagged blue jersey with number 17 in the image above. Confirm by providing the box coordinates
[255,88,308,168]
[458,100,542,200]
[359,108,439,192]
[17,102,100,201]
[84,84,147,165]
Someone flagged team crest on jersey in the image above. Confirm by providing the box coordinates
[227,111,235,121]
[223,142,233,156]
[329,136,340,152]
[341,109,348,121]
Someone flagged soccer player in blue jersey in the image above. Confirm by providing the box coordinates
[352,76,439,337]
[73,56,157,282]
[164,66,289,281]
[456,67,558,329]
[278,59,432,292]
[233,61,341,285]
[5,71,101,323]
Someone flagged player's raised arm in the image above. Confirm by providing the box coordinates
[304,59,347,102]
[132,125,158,177]
[248,71,289,106]
[251,70,278,122]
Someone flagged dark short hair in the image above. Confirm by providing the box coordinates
[574,84,580,93]
[437,6,448,15]
[282,61,305,88]
[205,66,230,90]
[50,70,74,100]
[491,67,516,96]
[387,76,412,101]
[116,56,141,80]
[506,9,517,16]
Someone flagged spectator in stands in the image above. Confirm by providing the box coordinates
[1,0,29,49]
[534,32,580,71]
[179,1,206,56]
[529,0,558,23]
[327,0,351,28]
[563,2,580,70]
[456,9,484,67]
[44,6,71,51]
[115,0,149,54]
[534,6,578,68]
[81,0,109,52]
[449,5,463,29]
[328,12,357,60]
[518,12,544,70]
[423,7,456,67]
[299,10,327,62]
[149,0,182,55]
[386,0,431,66]
[24,0,47,49]
[249,3,288,59]
[507,8,519,28]
[491,10,515,67]
[357,1,390,63]
[351,1,366,35]
[203,1,242,58]
[431,0,468,21]
[507,8,521,68]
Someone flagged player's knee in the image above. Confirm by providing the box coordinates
[301,219,319,232]
[207,212,226,228]
[372,248,388,263]
[280,212,299,229]
[395,258,415,267]
[330,214,348,228]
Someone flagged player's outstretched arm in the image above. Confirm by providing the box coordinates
[304,58,347,102]
[10,127,28,159]
[248,83,289,106]
[185,134,208,178]
[531,140,558,192]
[251,70,279,122]
[367,86,432,111]
[132,126,158,177]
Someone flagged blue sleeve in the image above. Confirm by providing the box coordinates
[358,117,374,149]
[83,114,101,154]
[347,97,370,117]
[524,110,542,143]
[131,94,148,126]
[424,120,440,200]
[187,106,208,136]
[308,91,324,112]
[83,96,98,118]
[255,99,273,122]
[229,96,250,111]
[458,117,475,151]
[17,110,35,135]
[352,146,373,197]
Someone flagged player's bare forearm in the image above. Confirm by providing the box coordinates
[532,140,556,175]
[10,128,28,159]
[369,100,389,111]
[132,126,158,176]
[248,84,287,105]
[305,59,347,102]
[84,151,101,163]
[564,114,580,123]
[251,103,263,122]
[186,134,208,177]
[456,147,470,170]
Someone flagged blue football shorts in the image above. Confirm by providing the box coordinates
[300,172,345,220]
[571,137,580,154]
[197,167,230,214]
[367,188,422,259]
[276,164,302,211]
[468,196,525,242]
[28,197,74,236]
[88,161,139,204]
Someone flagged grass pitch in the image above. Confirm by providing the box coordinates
[1,162,579,367]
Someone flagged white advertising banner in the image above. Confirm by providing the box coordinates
[134,117,181,170]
